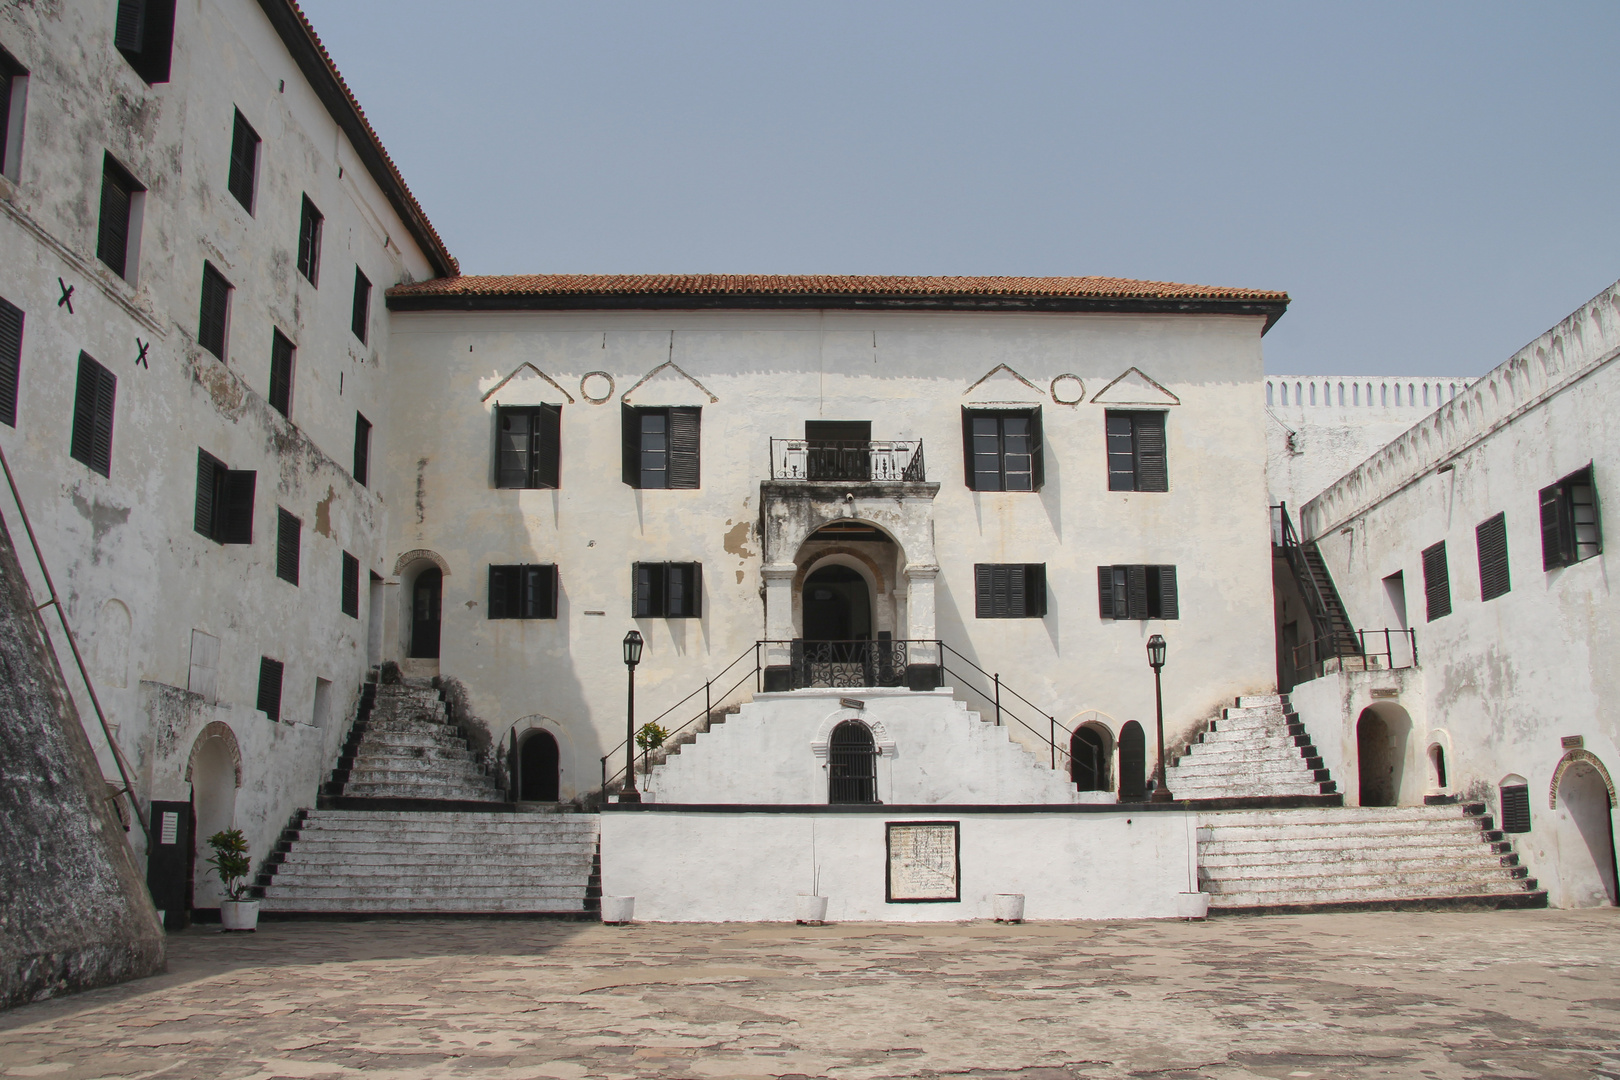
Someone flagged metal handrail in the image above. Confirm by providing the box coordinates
[600,642,762,791]
[1273,502,1357,654]
[935,641,1067,772]
[1293,627,1418,673]
[770,438,926,482]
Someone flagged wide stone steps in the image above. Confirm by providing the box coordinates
[340,780,500,800]
[261,896,588,914]
[1165,694,1334,801]
[1172,757,1320,779]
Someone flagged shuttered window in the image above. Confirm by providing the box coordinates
[974,564,1047,618]
[1475,512,1510,602]
[632,562,702,618]
[341,552,360,618]
[962,407,1043,491]
[296,196,322,285]
[1500,784,1531,833]
[488,564,559,619]
[97,154,143,280]
[114,0,175,84]
[1539,465,1602,570]
[622,405,700,489]
[351,267,371,343]
[226,109,259,213]
[198,262,231,360]
[494,404,561,488]
[0,47,23,178]
[1105,411,1169,492]
[353,412,371,486]
[70,353,116,477]
[1097,565,1179,620]
[193,449,255,544]
[267,329,295,417]
[0,294,21,428]
[1422,541,1451,621]
[275,508,300,585]
[256,656,284,721]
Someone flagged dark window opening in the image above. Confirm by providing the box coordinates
[1105,410,1168,492]
[1098,564,1178,620]
[198,261,231,360]
[1476,512,1510,602]
[409,568,441,659]
[622,405,700,488]
[351,267,371,343]
[804,419,873,481]
[70,353,116,477]
[962,407,1042,491]
[1430,745,1448,789]
[275,508,300,585]
[488,564,559,619]
[226,109,259,213]
[0,294,22,428]
[352,412,371,486]
[97,153,143,280]
[518,730,560,802]
[633,561,701,618]
[1540,465,1602,570]
[495,404,561,489]
[296,196,323,285]
[256,656,283,721]
[341,551,359,618]
[828,719,878,804]
[192,449,255,545]
[0,47,25,178]
[1071,725,1111,792]
[114,0,176,84]
[1118,721,1147,800]
[1422,541,1451,622]
[268,329,294,417]
[1500,784,1531,833]
[974,563,1047,618]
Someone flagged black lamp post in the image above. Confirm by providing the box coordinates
[1146,634,1173,803]
[621,630,643,804]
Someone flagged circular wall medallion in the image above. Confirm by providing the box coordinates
[580,371,615,404]
[1051,374,1086,405]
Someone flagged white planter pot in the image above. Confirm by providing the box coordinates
[795,895,829,925]
[601,896,635,924]
[993,893,1026,923]
[1176,891,1211,920]
[219,900,259,932]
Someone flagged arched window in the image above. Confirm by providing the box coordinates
[1266,382,1274,405]
[1309,383,1317,406]
[1295,382,1302,405]
[828,720,878,804]
[1279,382,1288,405]
[1338,381,1345,406]
[1429,744,1447,789]
[1353,383,1360,406]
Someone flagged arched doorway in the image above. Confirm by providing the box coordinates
[1118,722,1147,801]
[803,564,872,642]
[518,730,560,802]
[1357,708,1398,806]
[1071,724,1112,791]
[188,728,239,909]
[828,719,878,804]
[1554,757,1618,907]
[410,567,442,659]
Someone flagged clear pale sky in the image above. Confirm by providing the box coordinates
[299,1,1619,377]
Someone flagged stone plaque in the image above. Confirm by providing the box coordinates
[886,821,960,903]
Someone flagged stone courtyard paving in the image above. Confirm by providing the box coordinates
[0,909,1617,1080]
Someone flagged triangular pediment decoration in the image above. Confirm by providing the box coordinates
[1090,366,1180,406]
[963,363,1044,399]
[620,360,719,405]
[480,362,575,404]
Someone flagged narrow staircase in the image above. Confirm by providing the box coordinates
[323,683,503,804]
[1298,541,1360,656]
[1166,694,1338,802]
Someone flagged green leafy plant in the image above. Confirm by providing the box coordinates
[635,722,669,752]
[206,829,252,901]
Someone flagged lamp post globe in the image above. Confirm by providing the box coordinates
[620,631,643,804]
[1146,634,1173,803]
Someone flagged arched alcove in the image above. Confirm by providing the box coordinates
[828,719,878,804]
[97,599,131,689]
[1070,723,1113,792]
[1550,751,1618,907]
[1355,704,1410,806]
[186,723,241,908]
[517,729,560,802]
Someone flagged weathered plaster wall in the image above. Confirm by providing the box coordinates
[0,511,163,1008]
[600,808,1195,922]
[383,309,1279,800]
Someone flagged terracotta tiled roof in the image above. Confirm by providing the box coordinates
[266,2,457,277]
[388,274,1286,302]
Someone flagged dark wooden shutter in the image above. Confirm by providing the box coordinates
[496,408,531,488]
[961,408,977,489]
[1126,565,1149,620]
[71,354,115,477]
[488,565,511,619]
[1500,785,1531,833]
[534,404,561,488]
[268,329,294,417]
[1028,409,1045,490]
[0,296,21,428]
[297,196,322,283]
[115,0,146,52]
[1476,513,1510,601]
[341,552,359,618]
[227,111,257,211]
[1135,412,1168,492]
[194,449,222,538]
[1025,564,1047,617]
[621,404,639,486]
[222,470,255,544]
[97,159,132,276]
[1155,565,1179,619]
[1422,541,1451,621]
[1539,482,1568,570]
[533,564,558,619]
[1007,564,1027,618]
[979,565,996,618]
[134,0,174,82]
[351,267,371,342]
[257,656,283,721]
[668,407,700,488]
[1097,567,1114,619]
[353,412,371,486]
[632,562,659,617]
[199,262,230,359]
[276,508,300,584]
[0,58,12,177]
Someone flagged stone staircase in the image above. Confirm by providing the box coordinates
[255,809,601,915]
[1166,694,1338,801]
[323,683,503,803]
[1197,803,1547,913]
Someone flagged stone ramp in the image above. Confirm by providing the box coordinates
[1167,694,1337,801]
[1197,804,1546,913]
[255,810,600,914]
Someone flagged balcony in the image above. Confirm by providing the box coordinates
[770,439,926,483]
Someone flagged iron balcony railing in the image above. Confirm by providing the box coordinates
[770,439,926,482]
[1293,627,1418,674]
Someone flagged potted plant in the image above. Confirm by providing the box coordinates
[636,721,669,775]
[206,829,258,931]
